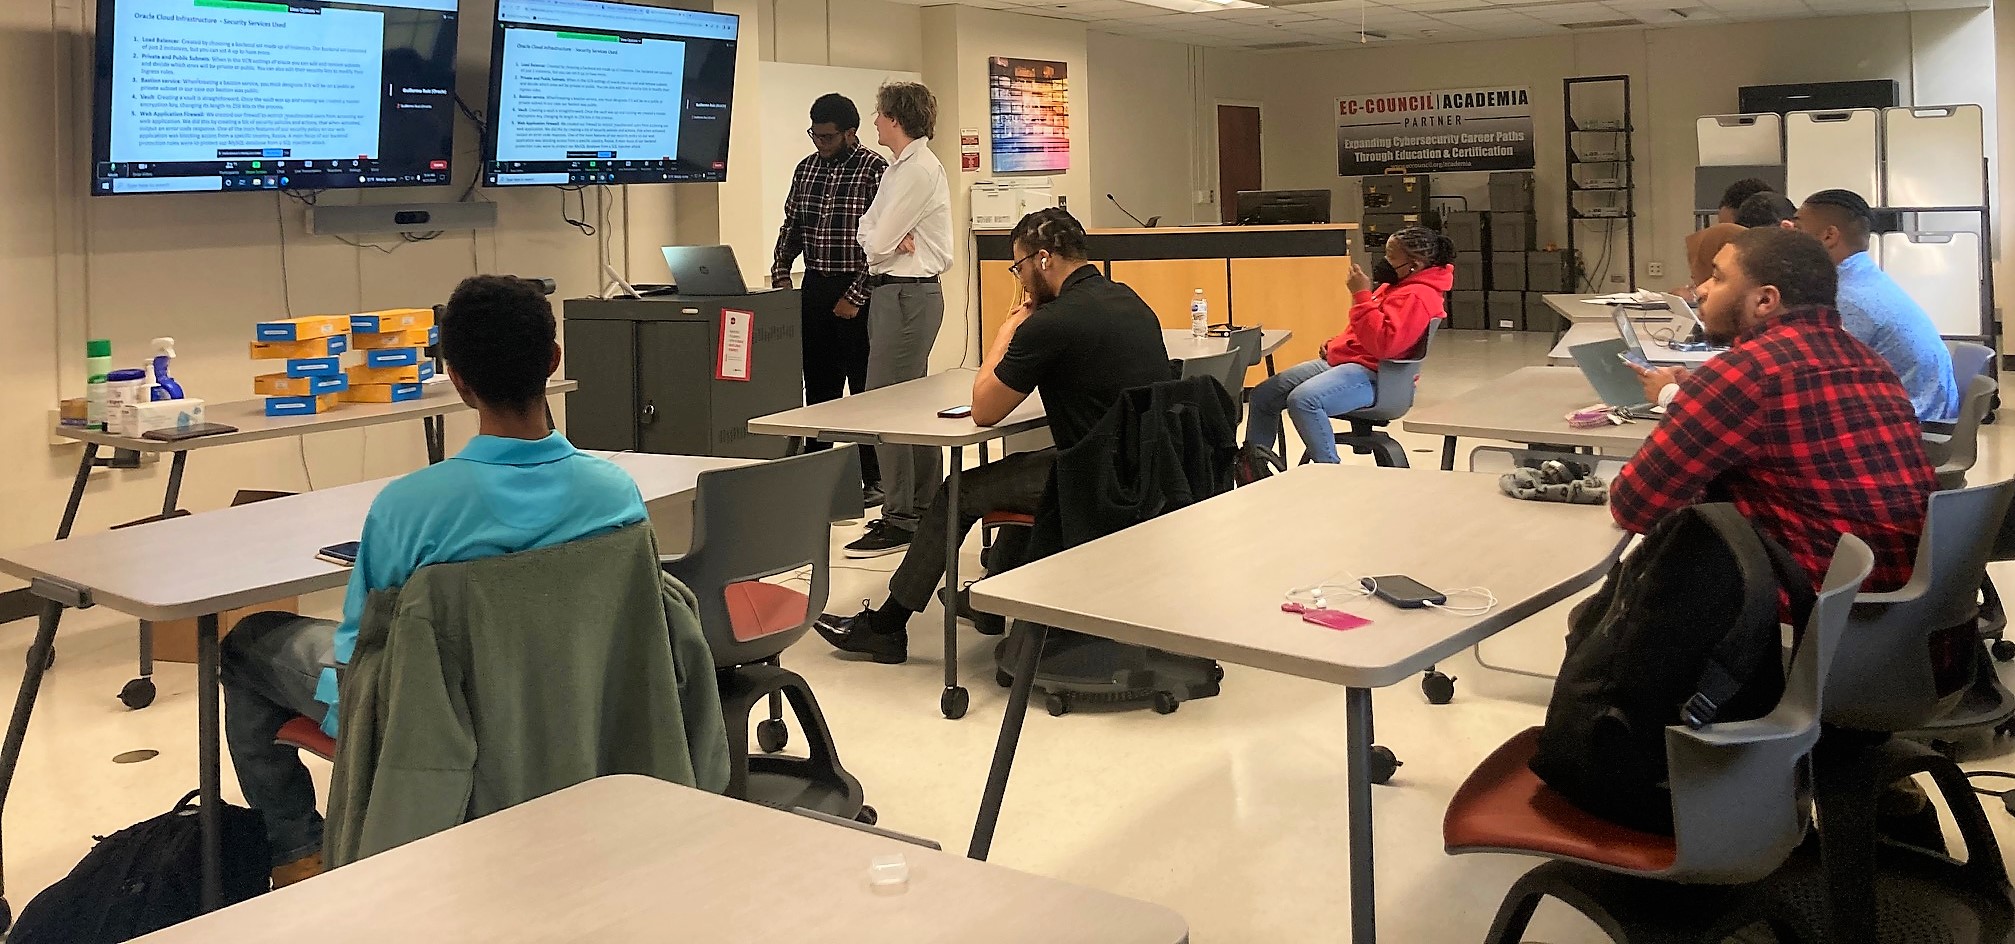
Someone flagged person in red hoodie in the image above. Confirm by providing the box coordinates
[1244,225,1454,463]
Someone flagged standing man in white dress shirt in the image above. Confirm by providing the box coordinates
[848,81,954,557]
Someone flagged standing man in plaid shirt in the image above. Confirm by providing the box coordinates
[1615,226,1937,599]
[773,93,887,506]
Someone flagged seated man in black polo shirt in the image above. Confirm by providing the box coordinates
[817,208,1172,663]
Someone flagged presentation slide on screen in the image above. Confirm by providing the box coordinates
[109,0,385,164]
[493,29,686,162]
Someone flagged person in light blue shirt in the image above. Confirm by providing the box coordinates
[219,276,645,888]
[1795,189,1959,423]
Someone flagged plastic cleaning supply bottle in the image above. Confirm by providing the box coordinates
[149,338,184,401]
[85,339,112,431]
[1190,288,1209,338]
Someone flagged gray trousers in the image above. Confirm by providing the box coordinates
[220,611,338,867]
[865,280,945,531]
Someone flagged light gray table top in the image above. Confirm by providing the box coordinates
[55,379,578,453]
[969,465,1626,689]
[1541,293,1683,326]
[748,369,1050,447]
[0,452,751,622]
[1547,321,1719,367]
[1160,328,1292,361]
[1402,366,1655,452]
[133,775,1190,943]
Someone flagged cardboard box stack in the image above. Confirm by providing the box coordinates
[251,315,350,417]
[342,309,436,404]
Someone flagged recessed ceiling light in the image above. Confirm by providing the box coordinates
[1116,0,1263,12]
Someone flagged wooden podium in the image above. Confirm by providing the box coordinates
[974,224,1358,383]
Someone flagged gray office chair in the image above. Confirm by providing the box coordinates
[1805,480,2015,944]
[661,447,874,824]
[1923,374,1996,490]
[1947,339,1997,426]
[1223,326,1264,402]
[1178,349,1241,402]
[1443,535,1874,943]
[1308,318,1443,468]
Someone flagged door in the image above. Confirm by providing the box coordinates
[1217,104,1262,224]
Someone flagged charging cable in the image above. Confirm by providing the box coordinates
[1286,573,1499,617]
[1968,771,2015,815]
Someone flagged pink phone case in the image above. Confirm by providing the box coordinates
[1301,609,1371,631]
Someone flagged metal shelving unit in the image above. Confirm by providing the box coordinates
[1564,75,1636,291]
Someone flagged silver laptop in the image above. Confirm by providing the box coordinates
[662,245,750,296]
[1570,336,1664,420]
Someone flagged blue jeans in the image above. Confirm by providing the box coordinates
[1245,358,1378,464]
[220,611,337,867]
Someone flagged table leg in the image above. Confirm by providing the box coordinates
[967,620,1048,861]
[55,443,101,540]
[1345,687,1377,944]
[1439,436,1457,472]
[196,613,222,912]
[0,600,64,929]
[1264,354,1277,377]
[940,446,968,720]
[160,450,188,517]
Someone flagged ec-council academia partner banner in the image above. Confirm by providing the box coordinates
[1336,87,1534,176]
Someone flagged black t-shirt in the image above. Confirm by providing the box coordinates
[994,266,1172,451]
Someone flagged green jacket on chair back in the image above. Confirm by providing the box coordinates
[325,522,730,866]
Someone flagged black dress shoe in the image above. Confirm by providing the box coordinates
[814,607,908,664]
[952,585,1007,636]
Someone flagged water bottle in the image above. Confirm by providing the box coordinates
[1190,288,1209,338]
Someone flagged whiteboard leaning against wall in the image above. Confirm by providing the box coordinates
[748,61,923,284]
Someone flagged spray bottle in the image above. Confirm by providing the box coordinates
[149,338,184,401]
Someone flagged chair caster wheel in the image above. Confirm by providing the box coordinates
[995,669,1014,689]
[755,718,788,754]
[940,686,969,720]
[119,677,156,711]
[855,805,878,826]
[1045,691,1072,717]
[1993,639,2015,663]
[1209,663,1225,684]
[1422,671,1456,705]
[1152,692,1179,715]
[1369,745,1402,785]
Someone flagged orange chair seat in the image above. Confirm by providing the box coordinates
[275,715,336,761]
[725,580,812,643]
[981,511,1036,528]
[1443,727,1677,874]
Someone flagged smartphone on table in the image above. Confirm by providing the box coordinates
[937,405,974,419]
[1361,575,1446,609]
[316,541,361,567]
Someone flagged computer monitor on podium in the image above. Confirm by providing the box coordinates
[1235,189,1332,225]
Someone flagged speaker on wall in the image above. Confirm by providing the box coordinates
[1738,80,1899,115]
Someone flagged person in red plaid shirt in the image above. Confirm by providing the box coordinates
[1614,225,1936,597]
[772,93,888,505]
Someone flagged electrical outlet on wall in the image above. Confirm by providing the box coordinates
[1647,261,1664,278]
[1610,275,1626,285]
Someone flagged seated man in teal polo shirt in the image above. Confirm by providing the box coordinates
[219,275,646,889]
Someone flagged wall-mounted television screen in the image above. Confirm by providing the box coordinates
[484,0,739,187]
[91,0,461,196]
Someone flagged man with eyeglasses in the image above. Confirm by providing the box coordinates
[772,92,887,506]
[816,208,1170,663]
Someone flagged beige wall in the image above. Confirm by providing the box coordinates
[1201,12,1996,290]
[1085,31,1199,229]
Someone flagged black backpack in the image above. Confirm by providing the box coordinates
[12,791,269,942]
[1529,503,1815,834]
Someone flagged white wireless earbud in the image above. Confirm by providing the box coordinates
[1040,258,1049,270]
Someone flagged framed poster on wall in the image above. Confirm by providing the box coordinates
[989,57,1069,173]
[1336,87,1534,176]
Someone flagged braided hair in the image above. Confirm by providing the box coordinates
[1008,207,1089,260]
[1388,225,1456,268]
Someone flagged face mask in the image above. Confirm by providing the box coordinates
[1372,259,1402,287]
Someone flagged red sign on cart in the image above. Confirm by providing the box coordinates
[716,309,753,381]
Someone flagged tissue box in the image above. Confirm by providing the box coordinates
[114,398,206,437]
[255,373,349,397]
[282,356,343,377]
[264,393,340,417]
[351,325,438,350]
[350,308,434,334]
[346,361,434,385]
[363,347,422,368]
[250,335,348,359]
[255,314,349,342]
[340,382,424,404]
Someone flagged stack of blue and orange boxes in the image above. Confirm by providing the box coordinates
[251,315,350,416]
[343,308,437,403]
